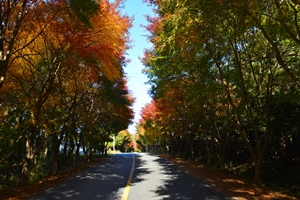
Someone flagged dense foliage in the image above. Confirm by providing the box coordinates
[140,0,300,191]
[110,130,135,153]
[0,0,134,189]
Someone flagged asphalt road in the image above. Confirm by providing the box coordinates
[28,153,227,200]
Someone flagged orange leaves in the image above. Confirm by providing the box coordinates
[140,100,157,123]
[16,0,131,84]
[48,0,131,82]
[0,0,134,188]
[3,0,132,116]
[88,0,131,81]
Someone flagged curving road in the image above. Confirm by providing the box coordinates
[28,153,227,200]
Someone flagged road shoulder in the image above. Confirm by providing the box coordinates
[159,154,297,200]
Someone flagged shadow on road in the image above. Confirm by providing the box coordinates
[131,154,226,200]
[28,154,145,200]
[28,153,227,200]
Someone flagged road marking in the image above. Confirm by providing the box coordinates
[121,153,135,200]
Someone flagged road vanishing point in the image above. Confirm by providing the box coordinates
[28,153,228,200]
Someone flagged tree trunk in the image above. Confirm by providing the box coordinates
[253,153,263,184]
[206,139,214,165]
[170,136,174,156]
[20,158,30,185]
[74,137,81,167]
[174,136,184,158]
[20,136,33,185]
[219,145,226,170]
[63,142,68,156]
[68,138,74,157]
[52,128,65,174]
[74,132,81,167]
[80,131,88,161]
[74,147,79,167]
[52,135,59,175]
[191,150,195,160]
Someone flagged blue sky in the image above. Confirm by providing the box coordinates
[121,0,154,133]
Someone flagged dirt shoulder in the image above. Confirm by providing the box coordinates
[160,155,298,200]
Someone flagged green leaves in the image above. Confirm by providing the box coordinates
[68,0,99,28]
[142,0,300,184]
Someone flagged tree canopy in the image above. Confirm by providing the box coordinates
[0,0,134,189]
[139,0,300,189]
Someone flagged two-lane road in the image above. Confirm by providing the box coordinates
[28,153,227,200]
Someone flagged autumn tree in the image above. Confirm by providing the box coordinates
[142,0,300,184]
[114,130,133,152]
[0,0,99,89]
[0,0,133,187]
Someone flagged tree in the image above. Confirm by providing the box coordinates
[0,0,99,89]
[114,130,132,152]
[142,0,298,184]
[0,0,133,187]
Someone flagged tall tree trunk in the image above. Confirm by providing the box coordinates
[206,137,214,165]
[52,134,64,175]
[73,132,78,167]
[211,119,229,170]
[219,144,226,170]
[63,142,68,156]
[74,146,80,167]
[253,153,264,184]
[80,131,88,161]
[74,132,81,167]
[53,134,59,174]
[52,127,66,174]
[174,136,183,158]
[20,135,33,185]
[185,132,195,160]
[170,135,174,156]
[20,157,30,185]
[68,137,74,158]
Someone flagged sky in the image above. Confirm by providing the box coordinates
[121,0,154,133]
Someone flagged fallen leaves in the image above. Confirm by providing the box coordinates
[159,155,298,200]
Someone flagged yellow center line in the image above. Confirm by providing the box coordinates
[121,153,135,200]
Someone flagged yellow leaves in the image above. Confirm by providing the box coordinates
[85,0,131,81]
[1,0,132,125]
